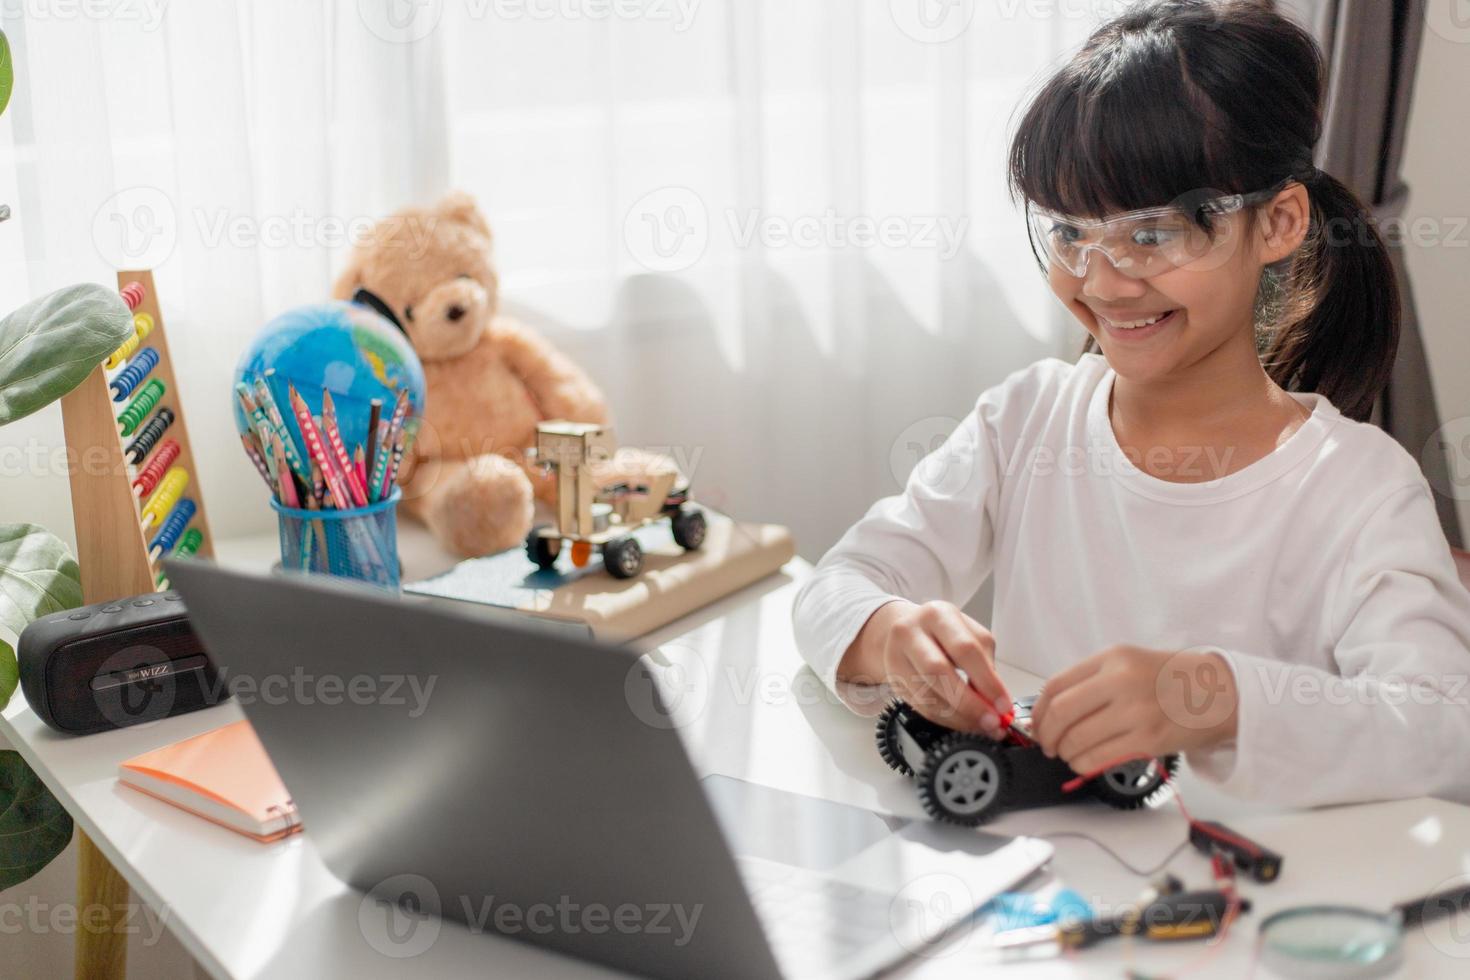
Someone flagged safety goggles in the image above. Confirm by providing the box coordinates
[1025,185,1284,279]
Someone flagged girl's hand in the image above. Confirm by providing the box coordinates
[858,599,1013,737]
[1030,645,1238,775]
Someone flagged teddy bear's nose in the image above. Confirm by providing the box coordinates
[446,305,466,322]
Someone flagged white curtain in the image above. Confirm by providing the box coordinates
[1,0,1102,561]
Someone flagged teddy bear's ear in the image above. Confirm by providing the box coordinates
[435,191,492,238]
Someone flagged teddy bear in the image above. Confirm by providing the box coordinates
[332,192,679,559]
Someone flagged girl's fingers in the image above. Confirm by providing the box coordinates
[1032,654,1105,724]
[959,614,1014,714]
[1069,733,1149,780]
[1033,678,1114,755]
[1052,704,1130,766]
[929,613,1009,732]
[898,633,994,732]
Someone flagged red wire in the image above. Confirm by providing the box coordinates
[1056,755,1255,980]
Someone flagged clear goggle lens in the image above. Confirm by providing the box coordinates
[1025,188,1277,279]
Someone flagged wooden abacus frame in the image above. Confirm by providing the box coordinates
[56,268,215,980]
[59,269,215,598]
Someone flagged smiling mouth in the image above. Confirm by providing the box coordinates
[1094,309,1177,330]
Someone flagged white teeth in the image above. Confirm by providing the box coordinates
[1105,311,1172,330]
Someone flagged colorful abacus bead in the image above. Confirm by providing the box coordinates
[104,331,141,370]
[149,498,197,556]
[109,347,160,401]
[132,311,155,339]
[141,466,189,528]
[173,527,204,558]
[118,378,166,436]
[125,407,176,464]
[131,439,182,497]
[120,281,146,311]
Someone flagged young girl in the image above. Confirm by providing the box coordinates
[792,0,1470,807]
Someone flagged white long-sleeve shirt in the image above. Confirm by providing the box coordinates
[792,353,1470,806]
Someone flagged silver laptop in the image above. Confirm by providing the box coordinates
[167,560,1051,980]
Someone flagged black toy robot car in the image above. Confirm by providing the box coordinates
[877,696,1178,826]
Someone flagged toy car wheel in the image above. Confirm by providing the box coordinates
[916,734,1010,826]
[1090,755,1179,810]
[603,535,643,579]
[876,700,914,776]
[671,508,707,551]
[526,526,561,570]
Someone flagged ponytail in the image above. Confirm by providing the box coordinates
[1259,170,1400,423]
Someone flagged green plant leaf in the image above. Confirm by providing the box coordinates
[0,283,133,426]
[0,750,73,891]
[0,524,82,709]
[0,31,11,118]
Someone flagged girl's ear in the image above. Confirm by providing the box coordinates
[1258,181,1311,264]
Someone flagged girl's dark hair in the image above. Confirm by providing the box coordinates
[1007,0,1398,422]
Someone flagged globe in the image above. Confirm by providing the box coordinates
[233,301,426,472]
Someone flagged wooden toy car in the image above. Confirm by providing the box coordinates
[877,696,1177,826]
[525,420,706,579]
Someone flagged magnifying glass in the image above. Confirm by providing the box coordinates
[1259,882,1470,978]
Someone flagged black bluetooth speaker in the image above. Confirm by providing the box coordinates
[18,591,229,735]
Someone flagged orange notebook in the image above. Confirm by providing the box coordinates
[118,720,302,843]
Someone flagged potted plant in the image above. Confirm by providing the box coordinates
[0,281,135,888]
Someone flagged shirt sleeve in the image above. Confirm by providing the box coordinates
[790,365,1035,714]
[1189,482,1470,806]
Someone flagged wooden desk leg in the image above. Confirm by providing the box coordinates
[75,831,129,980]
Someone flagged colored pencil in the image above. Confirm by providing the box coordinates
[383,426,407,498]
[321,389,368,506]
[271,431,299,508]
[287,386,352,510]
[239,433,274,491]
[365,398,382,497]
[254,373,310,483]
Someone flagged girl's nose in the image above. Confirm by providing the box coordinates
[1079,249,1148,301]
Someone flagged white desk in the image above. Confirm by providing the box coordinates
[4,559,1470,979]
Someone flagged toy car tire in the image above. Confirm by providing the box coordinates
[671,508,707,551]
[526,526,561,570]
[1089,755,1179,810]
[916,733,1011,826]
[603,535,644,579]
[876,700,914,776]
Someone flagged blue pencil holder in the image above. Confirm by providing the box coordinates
[271,489,402,590]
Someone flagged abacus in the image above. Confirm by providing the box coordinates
[56,269,216,980]
[59,269,215,600]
